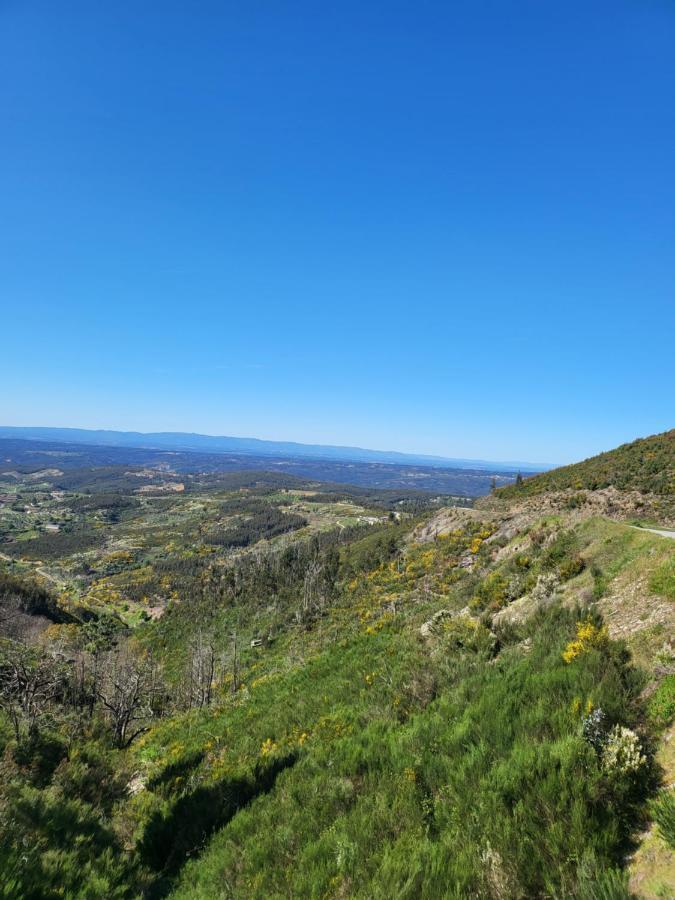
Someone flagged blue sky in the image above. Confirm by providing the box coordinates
[1,1,673,465]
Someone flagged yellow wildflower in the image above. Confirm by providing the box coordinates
[562,620,609,663]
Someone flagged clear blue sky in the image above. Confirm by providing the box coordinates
[1,1,673,465]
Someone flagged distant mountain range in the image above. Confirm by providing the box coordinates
[0,426,549,473]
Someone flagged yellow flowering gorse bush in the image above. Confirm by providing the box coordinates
[562,620,609,663]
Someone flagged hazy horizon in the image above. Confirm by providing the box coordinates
[1,418,670,469]
[0,423,561,470]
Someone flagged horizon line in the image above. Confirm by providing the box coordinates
[0,424,558,472]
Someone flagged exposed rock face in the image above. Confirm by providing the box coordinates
[420,606,476,638]
[412,506,483,543]
[127,773,146,795]
[492,573,560,627]
[478,486,675,528]
[457,553,474,570]
[420,608,453,638]
[416,486,674,556]
[600,574,675,644]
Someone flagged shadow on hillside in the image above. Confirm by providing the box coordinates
[141,751,298,897]
[145,749,206,795]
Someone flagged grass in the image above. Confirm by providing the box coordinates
[650,556,675,601]
[652,791,675,849]
[648,676,675,731]
[628,719,675,899]
[162,605,649,899]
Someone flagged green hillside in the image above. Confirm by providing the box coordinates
[499,429,674,498]
[1,452,673,898]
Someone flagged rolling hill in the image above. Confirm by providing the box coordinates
[498,429,674,498]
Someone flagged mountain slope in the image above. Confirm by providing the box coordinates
[498,429,674,498]
[1,431,673,898]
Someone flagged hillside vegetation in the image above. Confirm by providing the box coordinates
[0,437,673,898]
[498,430,674,498]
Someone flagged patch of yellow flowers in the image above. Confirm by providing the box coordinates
[562,620,609,663]
[260,737,278,756]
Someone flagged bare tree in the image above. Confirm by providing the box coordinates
[0,592,20,633]
[230,629,240,694]
[0,584,53,643]
[0,639,68,742]
[299,559,324,623]
[182,629,223,709]
[96,648,163,748]
[298,549,338,623]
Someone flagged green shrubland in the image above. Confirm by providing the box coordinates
[165,605,649,899]
[498,429,674,498]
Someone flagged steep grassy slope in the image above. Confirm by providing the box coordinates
[164,607,644,899]
[132,514,671,897]
[498,429,674,498]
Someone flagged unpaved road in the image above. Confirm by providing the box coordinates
[631,526,675,540]
[36,566,66,586]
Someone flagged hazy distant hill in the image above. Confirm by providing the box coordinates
[0,426,548,472]
[0,437,518,496]
[498,428,674,497]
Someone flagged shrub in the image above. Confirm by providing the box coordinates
[496,429,675,498]
[591,564,609,599]
[441,617,496,655]
[563,492,588,510]
[560,554,586,581]
[541,529,580,569]
[166,605,653,899]
[563,620,609,664]
[530,572,559,604]
[601,725,646,777]
[582,708,607,752]
[652,790,675,849]
[470,572,509,611]
[0,781,132,898]
[575,862,633,900]
[647,675,675,731]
